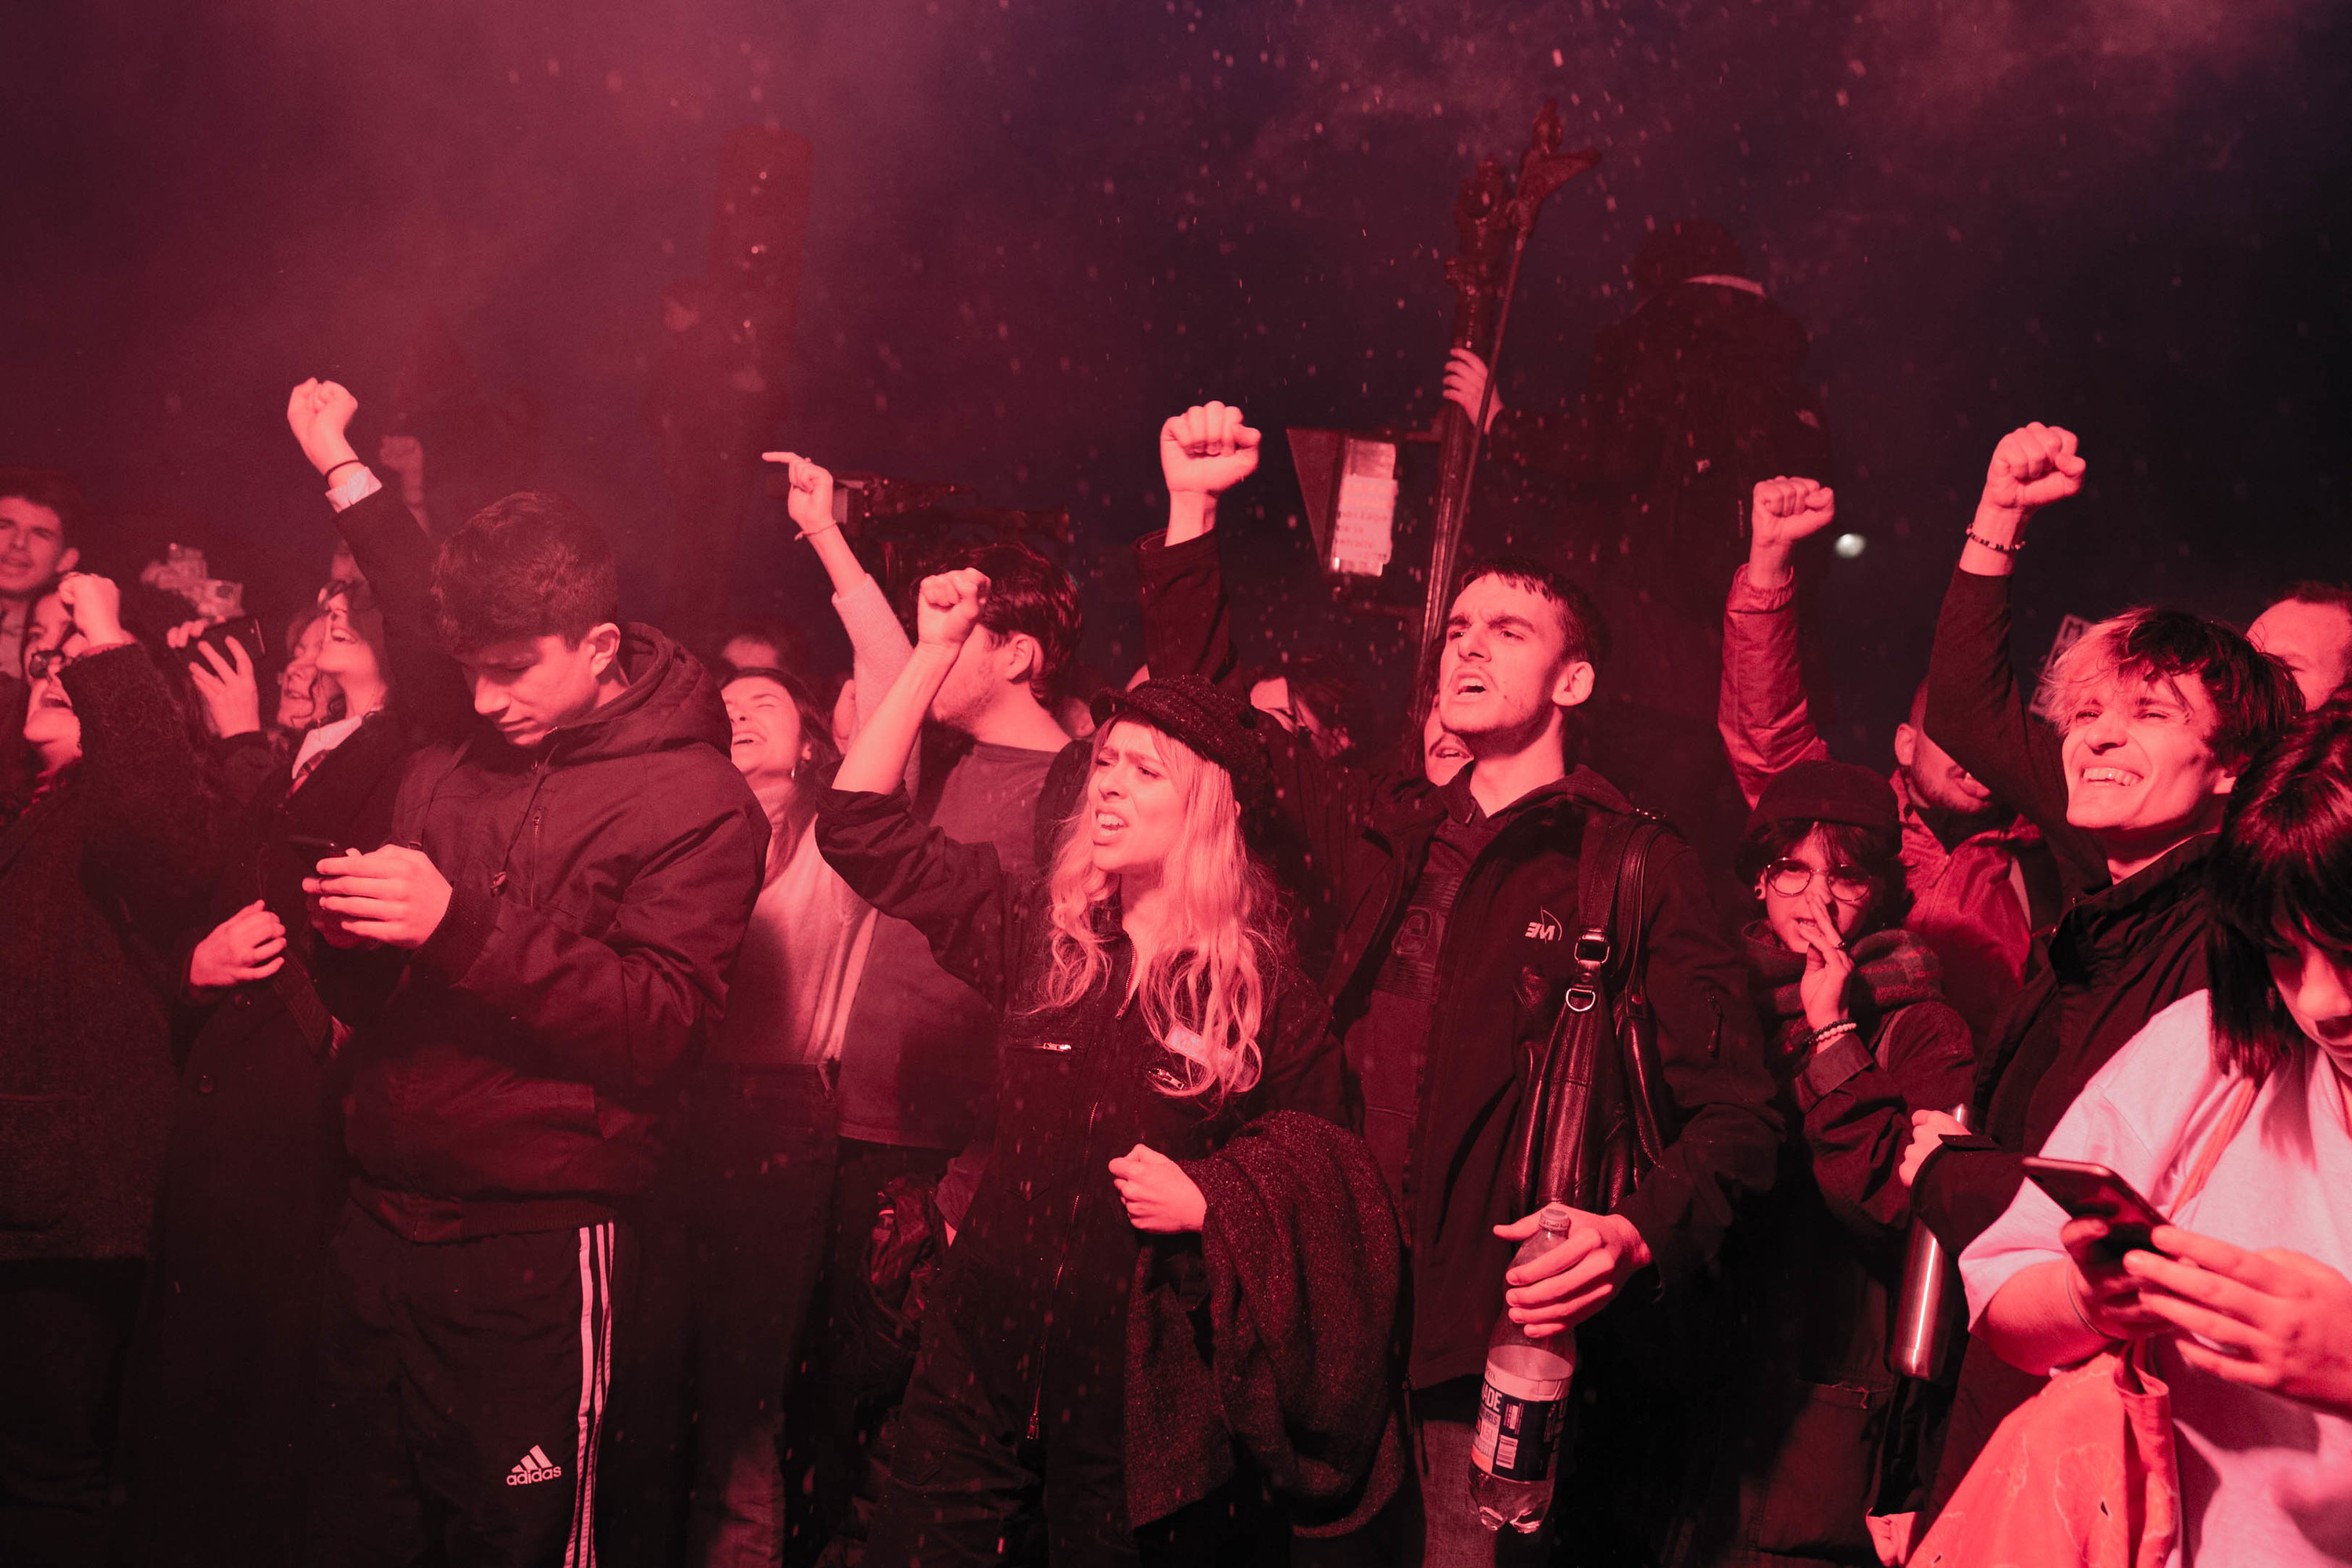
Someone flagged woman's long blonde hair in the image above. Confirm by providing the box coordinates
[1034,719,1279,1100]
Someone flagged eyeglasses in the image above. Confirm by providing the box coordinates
[24,646,68,681]
[1764,858,1875,903]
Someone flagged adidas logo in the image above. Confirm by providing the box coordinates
[506,1446,564,1486]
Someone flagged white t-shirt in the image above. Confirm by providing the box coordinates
[1962,990,2352,1566]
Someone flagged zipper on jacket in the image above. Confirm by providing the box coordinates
[1027,985,1116,1443]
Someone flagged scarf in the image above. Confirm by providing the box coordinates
[1743,924,1946,1043]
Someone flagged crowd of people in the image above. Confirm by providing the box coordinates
[2,299,2350,1568]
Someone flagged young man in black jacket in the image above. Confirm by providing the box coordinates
[286,379,769,1568]
[1896,422,2299,1523]
[1138,402,1782,1566]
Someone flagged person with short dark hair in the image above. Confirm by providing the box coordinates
[1,572,215,1566]
[798,522,1077,1540]
[1137,400,1780,1566]
[0,466,85,688]
[1896,422,2304,1528]
[284,378,768,1568]
[1958,703,2352,1565]
[2249,579,2352,710]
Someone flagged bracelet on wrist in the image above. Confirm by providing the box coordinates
[323,458,365,482]
[1965,523,2026,554]
[1807,1018,1859,1051]
[793,521,842,543]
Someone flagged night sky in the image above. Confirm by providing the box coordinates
[5,0,2347,756]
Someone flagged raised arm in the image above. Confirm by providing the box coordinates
[765,449,917,782]
[1138,401,1260,689]
[1718,476,1838,805]
[287,379,471,741]
[53,575,216,908]
[817,567,1025,1007]
[1922,424,2102,886]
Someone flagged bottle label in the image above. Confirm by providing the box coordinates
[1472,1377,1568,1483]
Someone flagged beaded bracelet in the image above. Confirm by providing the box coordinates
[1808,1018,1860,1051]
[1965,524,2025,554]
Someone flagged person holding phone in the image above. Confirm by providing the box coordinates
[118,409,456,1568]
[1960,705,2352,1564]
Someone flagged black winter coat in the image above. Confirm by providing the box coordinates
[1702,930,1974,1565]
[0,644,214,1261]
[119,704,412,1568]
[815,784,1347,1446]
[1916,564,2218,1519]
[321,486,769,1240]
[1131,527,1782,1392]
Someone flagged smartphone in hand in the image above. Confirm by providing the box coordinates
[2021,1156,2168,1257]
[183,614,267,670]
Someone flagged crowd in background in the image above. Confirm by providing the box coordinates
[3,228,2351,1568]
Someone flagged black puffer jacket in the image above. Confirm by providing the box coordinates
[322,488,768,1241]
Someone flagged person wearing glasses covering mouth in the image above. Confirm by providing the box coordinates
[1686,759,1976,1563]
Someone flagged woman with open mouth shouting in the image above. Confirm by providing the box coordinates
[816,565,1392,1567]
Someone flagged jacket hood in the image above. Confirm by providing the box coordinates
[544,623,731,766]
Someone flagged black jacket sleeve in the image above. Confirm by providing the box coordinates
[1912,1139,2028,1256]
[815,785,1022,1014]
[1135,529,1240,691]
[1798,1000,1976,1243]
[1134,522,1391,926]
[1250,967,1348,1128]
[1922,567,2106,895]
[331,484,474,745]
[63,644,216,916]
[1613,832,1784,1288]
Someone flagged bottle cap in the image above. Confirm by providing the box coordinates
[1537,1203,1576,1232]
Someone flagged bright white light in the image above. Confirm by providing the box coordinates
[1833,532,1867,559]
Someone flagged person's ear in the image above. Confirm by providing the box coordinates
[54,546,80,576]
[583,622,622,680]
[2212,765,2239,797]
[1892,722,1919,771]
[1551,659,1597,710]
[1001,632,1040,688]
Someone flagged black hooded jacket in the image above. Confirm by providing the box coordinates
[325,485,768,1242]
[1134,527,1781,1392]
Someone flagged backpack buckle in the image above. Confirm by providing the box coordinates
[1573,931,1611,967]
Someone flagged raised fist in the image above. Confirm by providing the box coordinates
[916,568,991,650]
[377,434,425,483]
[1751,477,1836,554]
[1980,423,2085,519]
[1441,347,1504,430]
[761,451,838,539]
[1160,401,1261,497]
[287,379,362,477]
[55,572,125,648]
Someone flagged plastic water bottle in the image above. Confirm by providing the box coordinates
[1468,1203,1579,1534]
